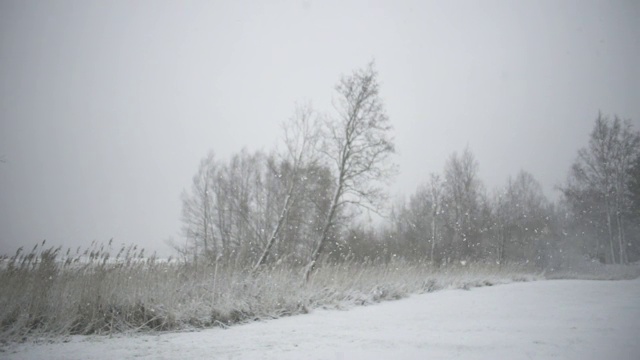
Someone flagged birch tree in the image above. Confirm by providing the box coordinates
[304,62,395,280]
[253,104,320,271]
[563,114,640,263]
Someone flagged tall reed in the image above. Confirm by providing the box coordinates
[0,241,540,344]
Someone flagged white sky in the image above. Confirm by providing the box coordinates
[1,0,639,256]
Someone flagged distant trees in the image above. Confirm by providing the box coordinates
[441,148,484,261]
[391,173,444,264]
[562,114,640,264]
[390,147,557,267]
[491,171,551,266]
[389,115,639,268]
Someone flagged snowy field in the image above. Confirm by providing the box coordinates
[4,278,639,360]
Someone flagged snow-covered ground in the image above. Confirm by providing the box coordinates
[4,278,640,360]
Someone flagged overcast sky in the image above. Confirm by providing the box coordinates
[1,0,638,256]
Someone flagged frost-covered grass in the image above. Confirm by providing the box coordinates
[7,278,640,360]
[0,242,542,344]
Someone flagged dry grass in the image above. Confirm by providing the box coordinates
[0,241,541,345]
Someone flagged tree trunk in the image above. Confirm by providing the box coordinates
[203,183,209,259]
[499,226,507,267]
[304,183,342,281]
[253,191,293,272]
[430,209,436,264]
[606,206,616,264]
[595,232,601,262]
[616,211,626,264]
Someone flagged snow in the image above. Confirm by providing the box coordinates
[4,278,640,360]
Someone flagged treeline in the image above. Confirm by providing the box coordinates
[388,150,555,268]
[387,116,640,268]
[177,64,640,272]
[390,114,640,268]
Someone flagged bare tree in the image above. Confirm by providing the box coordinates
[389,173,445,264]
[611,118,640,264]
[253,104,320,272]
[181,144,334,268]
[181,149,272,264]
[393,189,429,261]
[442,147,483,261]
[180,151,218,262]
[630,154,640,219]
[563,113,640,263]
[222,149,274,264]
[628,155,640,260]
[492,171,549,265]
[428,174,442,264]
[304,62,395,280]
